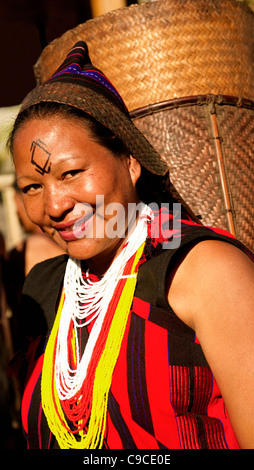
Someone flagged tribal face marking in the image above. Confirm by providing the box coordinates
[30,138,51,175]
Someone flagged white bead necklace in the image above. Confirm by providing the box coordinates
[54,203,152,400]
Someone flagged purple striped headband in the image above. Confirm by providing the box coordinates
[19,40,169,176]
[47,43,128,115]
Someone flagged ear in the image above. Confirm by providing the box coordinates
[128,155,141,186]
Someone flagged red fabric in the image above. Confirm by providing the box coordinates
[21,352,44,435]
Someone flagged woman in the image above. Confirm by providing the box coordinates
[9,42,254,449]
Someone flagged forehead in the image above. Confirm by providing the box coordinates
[12,114,124,178]
[14,113,90,140]
[12,115,95,158]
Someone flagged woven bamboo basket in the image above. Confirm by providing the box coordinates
[34,0,254,251]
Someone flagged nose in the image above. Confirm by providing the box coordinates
[44,184,74,220]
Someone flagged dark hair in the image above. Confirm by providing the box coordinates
[9,102,172,205]
[9,102,128,156]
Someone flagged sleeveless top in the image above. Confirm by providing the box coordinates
[16,214,253,449]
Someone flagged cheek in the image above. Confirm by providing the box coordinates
[23,197,44,226]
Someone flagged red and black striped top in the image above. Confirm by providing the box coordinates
[17,215,253,449]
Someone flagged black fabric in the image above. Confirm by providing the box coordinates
[18,254,68,347]
[46,41,129,115]
[136,227,252,311]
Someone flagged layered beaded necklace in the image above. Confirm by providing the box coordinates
[41,203,152,448]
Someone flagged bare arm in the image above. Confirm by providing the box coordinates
[167,240,254,448]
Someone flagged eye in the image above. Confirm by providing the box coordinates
[21,184,41,195]
[62,169,83,180]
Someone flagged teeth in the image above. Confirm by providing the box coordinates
[63,222,84,231]
[57,215,91,232]
[62,225,75,231]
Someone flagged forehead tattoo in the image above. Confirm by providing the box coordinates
[30,139,51,175]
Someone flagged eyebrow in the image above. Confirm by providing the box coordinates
[16,175,34,182]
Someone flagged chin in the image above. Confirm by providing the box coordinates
[63,237,105,261]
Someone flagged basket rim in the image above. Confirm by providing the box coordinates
[130,94,254,119]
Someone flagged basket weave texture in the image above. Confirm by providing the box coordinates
[133,99,254,251]
[35,0,254,106]
[34,0,254,250]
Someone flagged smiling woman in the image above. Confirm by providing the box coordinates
[9,41,254,450]
[12,110,141,270]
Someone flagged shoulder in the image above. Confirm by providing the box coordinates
[20,254,68,341]
[167,239,254,329]
[23,253,68,297]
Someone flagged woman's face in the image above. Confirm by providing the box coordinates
[12,115,141,274]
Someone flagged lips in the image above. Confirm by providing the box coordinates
[54,214,93,241]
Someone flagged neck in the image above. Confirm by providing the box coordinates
[84,205,144,277]
[84,236,128,277]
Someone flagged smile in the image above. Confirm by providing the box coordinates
[54,213,94,241]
